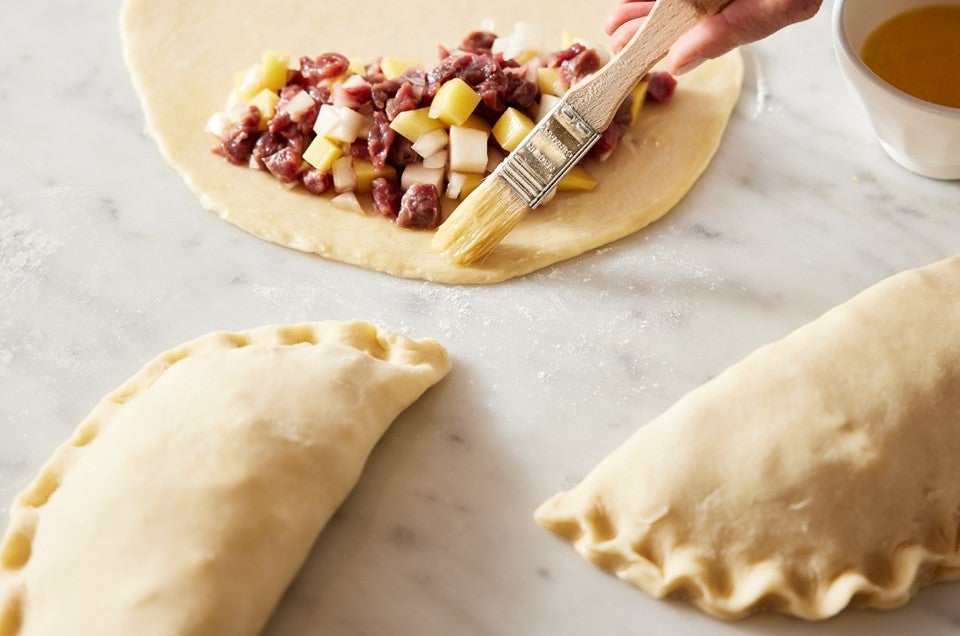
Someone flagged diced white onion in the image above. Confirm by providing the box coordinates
[330,191,363,213]
[535,94,561,123]
[423,150,448,170]
[494,21,546,61]
[237,65,263,97]
[284,90,316,122]
[400,163,445,191]
[228,102,253,123]
[225,90,242,111]
[446,172,467,199]
[412,128,449,158]
[524,58,541,84]
[449,126,489,174]
[332,156,357,193]
[205,113,227,137]
[511,22,545,56]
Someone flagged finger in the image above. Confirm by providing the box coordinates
[603,1,654,35]
[609,18,646,53]
[664,0,822,73]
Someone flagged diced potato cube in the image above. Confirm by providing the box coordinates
[249,89,280,129]
[492,107,535,152]
[557,166,597,191]
[449,126,489,174]
[535,94,561,122]
[235,64,264,101]
[537,67,565,97]
[412,128,449,158]
[389,108,444,142]
[303,136,343,172]
[630,80,649,125]
[380,57,423,80]
[400,163,445,191]
[429,78,482,126]
[260,51,290,92]
[459,114,493,134]
[353,159,397,194]
[313,104,368,143]
[422,150,448,170]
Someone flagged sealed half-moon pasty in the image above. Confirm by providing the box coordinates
[535,255,960,620]
[0,321,450,636]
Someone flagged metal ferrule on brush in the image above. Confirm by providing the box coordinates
[494,100,602,209]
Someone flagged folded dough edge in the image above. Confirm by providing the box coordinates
[536,255,960,620]
[0,320,450,636]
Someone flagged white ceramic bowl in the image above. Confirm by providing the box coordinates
[832,0,960,180]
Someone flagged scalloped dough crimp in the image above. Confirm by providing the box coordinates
[0,321,450,636]
[535,255,960,620]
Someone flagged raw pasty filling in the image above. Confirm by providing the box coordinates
[208,27,677,230]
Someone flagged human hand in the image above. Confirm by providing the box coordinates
[604,0,822,74]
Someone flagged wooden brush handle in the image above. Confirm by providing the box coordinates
[567,0,731,131]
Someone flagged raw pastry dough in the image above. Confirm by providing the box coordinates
[120,0,742,284]
[0,321,449,636]
[535,255,960,620]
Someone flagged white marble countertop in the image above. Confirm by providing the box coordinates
[2,1,959,634]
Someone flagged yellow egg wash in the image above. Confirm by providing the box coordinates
[860,5,960,108]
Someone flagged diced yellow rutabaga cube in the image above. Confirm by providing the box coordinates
[459,114,492,134]
[557,166,597,191]
[537,67,565,97]
[260,51,290,91]
[303,136,343,172]
[460,173,485,198]
[249,89,280,129]
[235,64,264,101]
[380,57,423,80]
[561,30,578,49]
[429,78,482,126]
[348,58,366,76]
[492,108,535,152]
[630,80,649,125]
[353,159,397,194]
[389,108,445,142]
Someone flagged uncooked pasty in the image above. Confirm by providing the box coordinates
[535,255,960,620]
[0,321,449,636]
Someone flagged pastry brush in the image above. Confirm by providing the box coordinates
[432,0,732,266]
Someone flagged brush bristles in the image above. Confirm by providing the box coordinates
[432,177,531,266]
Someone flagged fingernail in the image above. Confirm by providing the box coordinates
[675,57,706,75]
